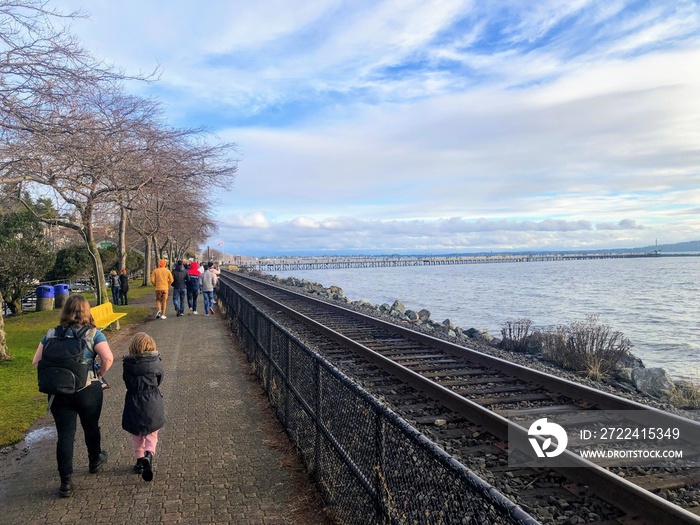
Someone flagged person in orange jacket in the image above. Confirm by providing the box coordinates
[150,260,174,319]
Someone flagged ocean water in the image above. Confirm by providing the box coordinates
[273,256,700,381]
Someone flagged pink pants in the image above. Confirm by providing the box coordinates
[131,430,159,458]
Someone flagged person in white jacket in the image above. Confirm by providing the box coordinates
[200,263,218,316]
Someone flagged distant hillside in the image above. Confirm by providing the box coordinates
[630,240,700,253]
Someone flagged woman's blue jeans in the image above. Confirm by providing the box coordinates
[172,288,186,315]
[202,291,214,315]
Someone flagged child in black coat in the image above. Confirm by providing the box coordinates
[122,332,165,481]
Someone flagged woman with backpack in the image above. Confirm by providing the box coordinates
[32,294,114,498]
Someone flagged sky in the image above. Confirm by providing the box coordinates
[54,0,700,256]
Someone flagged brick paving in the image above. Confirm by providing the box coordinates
[0,291,332,525]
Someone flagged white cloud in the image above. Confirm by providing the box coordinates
[49,0,700,253]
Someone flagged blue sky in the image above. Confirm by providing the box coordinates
[56,0,700,255]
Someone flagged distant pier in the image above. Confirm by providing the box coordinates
[246,251,679,272]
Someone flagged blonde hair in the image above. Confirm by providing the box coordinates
[59,294,95,328]
[129,332,157,355]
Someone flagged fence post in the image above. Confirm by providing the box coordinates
[314,358,322,484]
[374,412,387,523]
[284,339,291,427]
[266,321,273,390]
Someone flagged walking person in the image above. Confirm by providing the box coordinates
[150,260,174,319]
[200,262,218,317]
[122,332,165,482]
[171,260,188,317]
[118,269,130,305]
[108,270,120,305]
[32,294,114,497]
[209,263,221,300]
[186,261,201,315]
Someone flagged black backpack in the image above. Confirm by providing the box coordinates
[37,326,96,395]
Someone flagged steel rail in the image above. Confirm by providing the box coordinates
[226,271,700,524]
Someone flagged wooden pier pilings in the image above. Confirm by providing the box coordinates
[247,251,676,272]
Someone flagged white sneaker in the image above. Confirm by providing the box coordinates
[156,310,161,319]
[188,308,192,315]
[160,315,167,319]
[193,311,198,315]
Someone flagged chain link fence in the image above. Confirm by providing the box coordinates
[219,277,538,525]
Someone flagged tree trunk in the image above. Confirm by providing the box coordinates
[152,235,162,265]
[8,297,22,315]
[87,239,108,304]
[142,236,152,286]
[82,224,108,305]
[0,292,10,361]
[118,206,128,271]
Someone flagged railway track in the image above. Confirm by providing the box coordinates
[221,271,700,524]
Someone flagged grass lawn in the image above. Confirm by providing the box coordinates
[0,282,152,447]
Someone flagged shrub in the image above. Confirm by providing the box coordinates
[542,315,632,380]
[667,379,700,409]
[500,318,534,353]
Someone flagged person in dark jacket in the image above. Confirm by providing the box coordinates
[122,332,165,481]
[170,260,188,317]
[108,270,120,305]
[118,269,129,305]
[185,261,201,315]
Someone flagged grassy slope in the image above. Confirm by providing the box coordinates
[0,283,151,446]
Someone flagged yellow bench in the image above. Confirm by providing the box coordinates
[91,302,127,330]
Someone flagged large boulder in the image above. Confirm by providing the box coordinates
[405,310,419,322]
[466,327,495,342]
[417,309,431,322]
[391,300,406,316]
[442,319,455,330]
[632,367,673,398]
[617,353,645,369]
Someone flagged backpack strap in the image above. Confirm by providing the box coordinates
[71,325,90,338]
[84,327,97,353]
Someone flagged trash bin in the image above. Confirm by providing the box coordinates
[54,284,70,308]
[36,285,55,311]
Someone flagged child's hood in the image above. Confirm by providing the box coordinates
[123,351,161,364]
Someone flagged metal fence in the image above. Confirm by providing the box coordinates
[218,278,538,525]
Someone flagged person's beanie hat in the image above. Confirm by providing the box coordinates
[158,259,167,267]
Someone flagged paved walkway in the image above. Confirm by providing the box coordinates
[0,291,331,525]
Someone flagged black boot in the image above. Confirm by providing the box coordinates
[141,451,153,482]
[133,458,145,474]
[89,450,108,473]
[58,476,73,498]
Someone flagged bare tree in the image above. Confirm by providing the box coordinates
[9,86,164,303]
[124,125,238,280]
[0,0,116,357]
[153,194,216,264]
